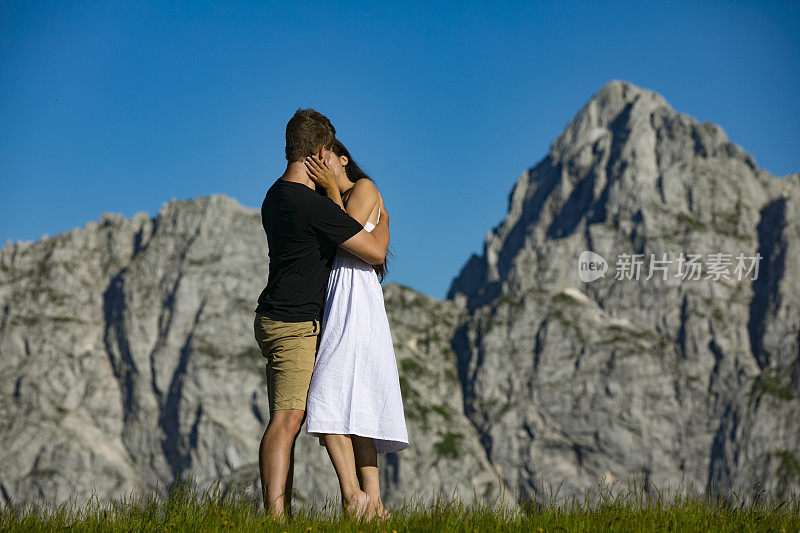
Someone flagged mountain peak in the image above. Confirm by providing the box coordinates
[548,79,754,173]
[550,80,669,160]
[449,80,773,304]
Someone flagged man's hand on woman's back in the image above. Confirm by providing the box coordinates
[376,190,389,223]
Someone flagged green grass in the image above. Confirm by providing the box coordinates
[2,479,799,532]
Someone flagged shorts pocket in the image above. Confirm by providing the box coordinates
[254,316,318,356]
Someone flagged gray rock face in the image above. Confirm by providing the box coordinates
[1,80,797,508]
[448,80,800,500]
[0,196,505,507]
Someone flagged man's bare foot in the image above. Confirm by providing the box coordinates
[267,511,288,525]
[343,490,372,520]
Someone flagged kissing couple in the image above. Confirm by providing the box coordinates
[253,109,408,521]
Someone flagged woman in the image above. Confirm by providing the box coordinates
[303,140,408,520]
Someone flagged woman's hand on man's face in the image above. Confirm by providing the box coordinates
[304,155,338,192]
[328,151,348,179]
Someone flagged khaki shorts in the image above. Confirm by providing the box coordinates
[253,313,320,412]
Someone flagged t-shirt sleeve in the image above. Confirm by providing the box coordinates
[310,196,364,245]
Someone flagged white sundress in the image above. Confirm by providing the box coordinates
[305,208,409,453]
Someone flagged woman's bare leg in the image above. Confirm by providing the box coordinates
[321,434,372,518]
[352,436,390,519]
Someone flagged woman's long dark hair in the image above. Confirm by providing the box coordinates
[331,139,390,282]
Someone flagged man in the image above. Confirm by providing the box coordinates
[253,108,389,519]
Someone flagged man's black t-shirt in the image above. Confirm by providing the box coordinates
[255,179,363,321]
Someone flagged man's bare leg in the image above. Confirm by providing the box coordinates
[352,435,390,519]
[321,434,372,519]
[259,409,304,519]
[284,439,296,514]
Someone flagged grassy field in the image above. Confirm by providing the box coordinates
[2,480,798,532]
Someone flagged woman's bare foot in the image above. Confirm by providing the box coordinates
[343,490,372,520]
[368,496,391,521]
[375,504,391,521]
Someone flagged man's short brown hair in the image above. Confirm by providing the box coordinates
[285,108,336,163]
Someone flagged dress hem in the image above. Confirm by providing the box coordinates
[306,426,409,453]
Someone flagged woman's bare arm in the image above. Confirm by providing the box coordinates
[304,156,388,264]
[342,179,379,226]
[340,193,389,264]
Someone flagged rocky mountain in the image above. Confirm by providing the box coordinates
[1,80,798,508]
[448,80,800,501]
[0,196,506,508]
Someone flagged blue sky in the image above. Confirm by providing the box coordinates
[1,1,798,298]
